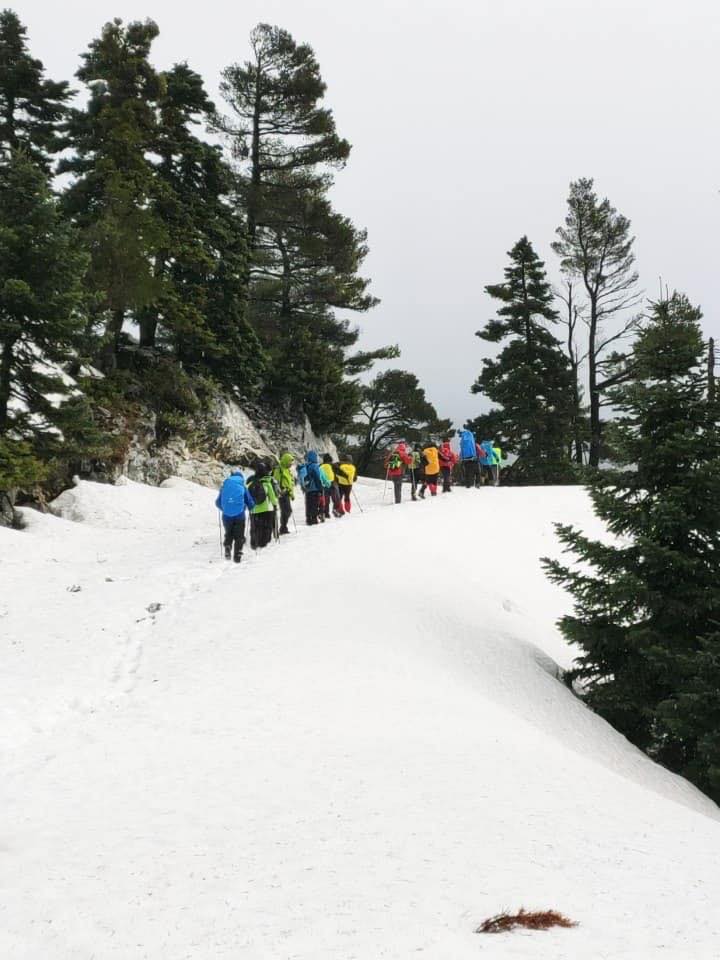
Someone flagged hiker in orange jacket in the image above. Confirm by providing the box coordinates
[419,441,441,498]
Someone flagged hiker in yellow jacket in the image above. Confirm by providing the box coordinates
[335,453,357,513]
[320,453,344,519]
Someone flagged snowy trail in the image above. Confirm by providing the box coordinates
[2,478,720,959]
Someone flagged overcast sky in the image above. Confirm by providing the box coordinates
[17,0,720,428]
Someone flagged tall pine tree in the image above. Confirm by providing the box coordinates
[60,19,167,369]
[468,237,575,483]
[218,24,381,431]
[543,293,720,800]
[0,151,88,487]
[0,10,71,170]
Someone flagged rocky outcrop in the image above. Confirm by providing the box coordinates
[0,490,22,529]
[109,396,338,488]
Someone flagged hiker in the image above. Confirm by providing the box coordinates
[385,442,413,504]
[419,440,440,497]
[458,428,479,488]
[412,444,425,499]
[215,467,255,563]
[408,447,421,501]
[321,453,344,518]
[272,453,295,534]
[480,440,498,486]
[300,450,325,526]
[248,459,279,549]
[492,442,503,486]
[438,438,457,493]
[336,453,357,513]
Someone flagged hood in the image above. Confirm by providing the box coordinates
[396,443,408,453]
[307,450,319,464]
[279,453,294,468]
[460,429,473,441]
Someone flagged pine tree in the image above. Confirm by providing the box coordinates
[552,178,642,468]
[0,10,71,170]
[59,19,167,369]
[543,293,720,799]
[218,24,379,430]
[140,62,266,395]
[0,151,88,487]
[469,237,575,482]
[348,369,452,473]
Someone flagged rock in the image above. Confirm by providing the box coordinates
[67,584,82,593]
[146,602,162,614]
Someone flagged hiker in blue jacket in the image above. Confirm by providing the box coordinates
[458,428,479,488]
[481,440,498,485]
[301,450,327,526]
[216,467,255,563]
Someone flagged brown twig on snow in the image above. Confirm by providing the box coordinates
[476,908,578,934]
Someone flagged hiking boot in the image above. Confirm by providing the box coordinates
[224,545,231,560]
[279,526,289,535]
[233,553,242,564]
[419,489,425,499]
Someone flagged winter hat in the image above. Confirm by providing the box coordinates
[307,450,319,464]
[322,453,333,464]
[230,466,243,476]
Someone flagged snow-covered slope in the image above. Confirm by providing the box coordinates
[2,478,719,959]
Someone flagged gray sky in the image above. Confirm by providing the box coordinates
[17,0,720,428]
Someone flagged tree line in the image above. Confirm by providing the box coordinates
[0,11,448,492]
[468,178,655,480]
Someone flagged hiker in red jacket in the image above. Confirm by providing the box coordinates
[438,439,457,493]
[384,442,413,504]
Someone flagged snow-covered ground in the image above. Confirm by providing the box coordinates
[2,476,719,959]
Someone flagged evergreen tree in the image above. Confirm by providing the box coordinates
[140,62,266,395]
[469,237,575,483]
[543,293,720,799]
[0,151,88,487]
[348,369,452,472]
[0,9,71,170]
[59,19,167,369]
[552,178,642,468]
[218,24,379,430]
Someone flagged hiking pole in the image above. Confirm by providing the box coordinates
[382,465,390,502]
[351,487,364,514]
[218,511,223,559]
[291,507,298,533]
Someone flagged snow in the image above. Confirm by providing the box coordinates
[2,476,719,959]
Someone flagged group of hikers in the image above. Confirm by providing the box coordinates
[215,451,358,563]
[383,429,502,505]
[214,429,501,563]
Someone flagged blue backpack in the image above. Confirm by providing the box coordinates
[459,429,477,460]
[296,462,310,491]
[220,474,247,517]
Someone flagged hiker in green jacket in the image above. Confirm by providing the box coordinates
[248,459,280,549]
[272,453,295,535]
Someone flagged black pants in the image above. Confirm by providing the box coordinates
[278,492,293,533]
[420,473,438,496]
[223,515,246,560]
[462,459,478,488]
[441,467,452,492]
[251,511,274,549]
[305,490,321,525]
[393,478,403,504]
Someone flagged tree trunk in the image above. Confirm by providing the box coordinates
[708,337,715,406]
[588,297,601,468]
[100,308,125,371]
[138,313,158,349]
[0,336,15,433]
[247,61,263,252]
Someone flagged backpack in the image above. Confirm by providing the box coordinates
[248,475,267,505]
[220,475,247,516]
[388,453,402,470]
[459,429,477,460]
[296,462,311,491]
